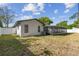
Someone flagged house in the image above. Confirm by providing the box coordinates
[0,18,68,36]
[44,26,67,35]
[14,19,44,36]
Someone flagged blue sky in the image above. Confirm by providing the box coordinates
[0,3,78,26]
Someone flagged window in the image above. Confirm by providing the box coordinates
[24,25,28,33]
[38,26,40,32]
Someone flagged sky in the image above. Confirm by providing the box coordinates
[0,3,78,27]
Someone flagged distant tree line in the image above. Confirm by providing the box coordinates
[56,12,79,29]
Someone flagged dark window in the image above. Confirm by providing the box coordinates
[38,26,40,32]
[24,25,28,33]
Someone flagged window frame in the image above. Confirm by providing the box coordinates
[24,25,28,33]
[38,26,40,32]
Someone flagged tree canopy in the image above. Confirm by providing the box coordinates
[0,6,15,28]
[69,12,79,19]
[72,18,79,27]
[38,17,53,26]
[68,11,79,28]
[56,21,68,28]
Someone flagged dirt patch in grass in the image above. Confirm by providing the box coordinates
[19,33,79,56]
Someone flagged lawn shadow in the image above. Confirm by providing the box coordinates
[52,33,73,36]
[31,33,74,37]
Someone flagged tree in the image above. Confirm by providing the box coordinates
[38,17,53,26]
[66,19,79,29]
[72,18,79,27]
[69,11,79,28]
[67,24,74,29]
[69,12,79,19]
[0,20,3,27]
[56,21,68,28]
[0,6,15,28]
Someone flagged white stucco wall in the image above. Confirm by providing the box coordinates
[16,25,21,36]
[67,28,79,33]
[16,20,43,36]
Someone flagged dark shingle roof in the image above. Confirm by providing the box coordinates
[13,18,44,27]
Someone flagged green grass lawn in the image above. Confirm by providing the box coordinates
[0,35,35,56]
[0,34,79,56]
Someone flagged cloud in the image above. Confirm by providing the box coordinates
[52,17,55,19]
[64,9,70,13]
[0,3,8,7]
[58,16,66,20]
[64,3,76,14]
[18,15,33,20]
[0,3,12,10]
[33,12,41,15]
[22,3,45,15]
[22,3,36,12]
[15,14,18,17]
[37,3,45,12]
[54,9,58,14]
[48,4,52,7]
[58,16,67,21]
[64,3,76,9]
[20,15,33,20]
